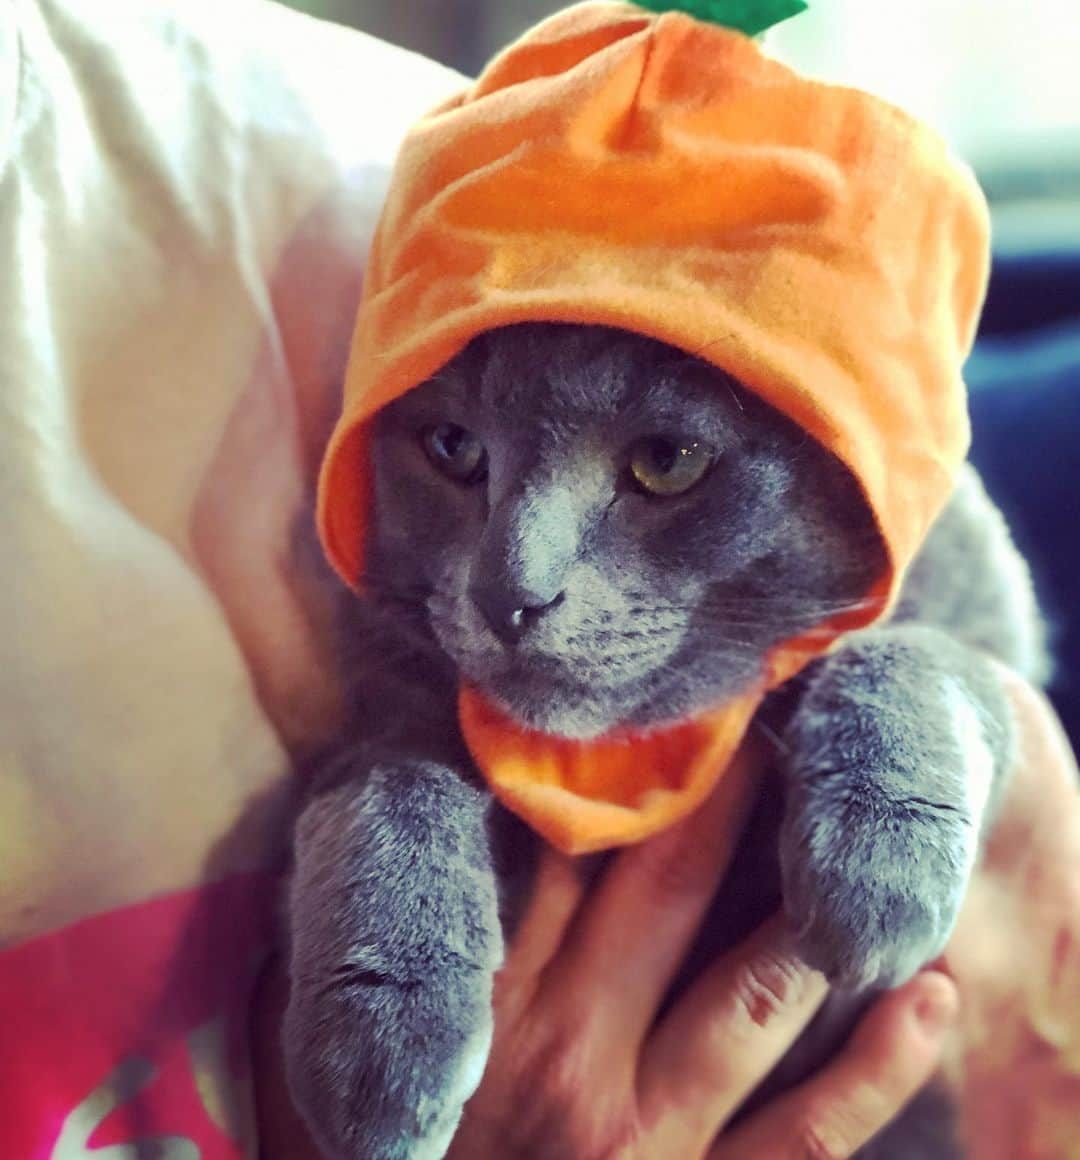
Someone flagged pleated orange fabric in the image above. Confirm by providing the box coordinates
[317,1,991,853]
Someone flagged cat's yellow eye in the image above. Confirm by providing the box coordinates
[630,436,712,497]
[421,423,488,484]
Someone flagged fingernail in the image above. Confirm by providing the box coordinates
[913,972,958,1036]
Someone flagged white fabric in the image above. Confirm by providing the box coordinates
[0,0,463,946]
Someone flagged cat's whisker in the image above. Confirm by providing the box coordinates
[357,576,434,610]
[752,715,790,755]
[708,595,885,612]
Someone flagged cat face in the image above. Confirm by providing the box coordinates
[366,323,884,739]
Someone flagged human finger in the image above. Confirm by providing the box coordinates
[709,968,957,1159]
[979,664,1080,867]
[638,915,828,1150]
[544,737,763,1049]
[492,847,588,1022]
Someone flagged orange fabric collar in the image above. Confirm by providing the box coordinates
[460,685,764,855]
[459,623,837,855]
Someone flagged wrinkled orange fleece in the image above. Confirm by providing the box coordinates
[317,1,990,854]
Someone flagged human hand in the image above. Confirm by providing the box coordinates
[447,740,956,1159]
[940,670,1080,1158]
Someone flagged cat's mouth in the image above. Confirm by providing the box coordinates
[425,582,693,738]
[458,647,593,703]
[427,616,611,734]
[470,676,626,740]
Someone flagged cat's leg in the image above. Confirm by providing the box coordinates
[779,624,1013,991]
[284,753,502,1160]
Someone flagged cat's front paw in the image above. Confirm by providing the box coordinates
[779,774,976,991]
[284,961,493,1160]
[285,758,504,1159]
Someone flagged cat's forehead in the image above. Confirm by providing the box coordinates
[428,322,749,433]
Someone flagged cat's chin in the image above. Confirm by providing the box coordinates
[454,647,758,741]
[468,674,690,742]
[476,684,622,742]
[449,643,735,741]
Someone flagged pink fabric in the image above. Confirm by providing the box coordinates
[0,876,271,1159]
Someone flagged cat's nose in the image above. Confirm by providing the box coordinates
[470,584,565,646]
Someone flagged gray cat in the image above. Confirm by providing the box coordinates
[284,322,1047,1159]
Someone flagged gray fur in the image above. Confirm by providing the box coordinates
[285,323,1045,1158]
[286,757,500,1160]
[367,323,884,737]
[779,624,1012,990]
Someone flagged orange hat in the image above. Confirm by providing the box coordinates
[317,1,990,854]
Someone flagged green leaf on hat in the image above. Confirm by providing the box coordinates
[634,0,808,37]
